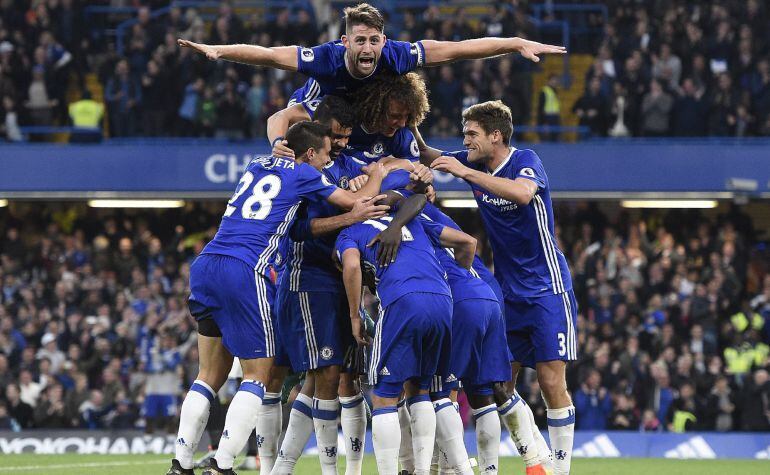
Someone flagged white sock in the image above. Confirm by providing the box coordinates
[372,406,400,475]
[473,404,500,474]
[547,406,575,475]
[433,398,473,474]
[175,380,215,469]
[397,399,415,473]
[430,440,440,474]
[498,393,539,466]
[214,379,264,469]
[526,401,552,466]
[408,396,436,475]
[313,397,340,475]
[340,393,367,475]
[271,393,314,475]
[256,391,282,475]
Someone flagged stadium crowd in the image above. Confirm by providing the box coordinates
[0,202,768,433]
[2,0,770,140]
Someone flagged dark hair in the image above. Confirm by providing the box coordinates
[349,71,430,130]
[461,100,513,145]
[344,3,384,34]
[314,95,356,129]
[285,121,331,158]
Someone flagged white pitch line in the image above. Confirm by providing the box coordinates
[5,459,168,471]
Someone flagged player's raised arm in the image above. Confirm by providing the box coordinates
[177,39,299,71]
[326,163,389,210]
[267,104,312,159]
[420,37,566,66]
[431,155,538,206]
[411,126,443,166]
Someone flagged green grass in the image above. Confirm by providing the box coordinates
[2,454,766,474]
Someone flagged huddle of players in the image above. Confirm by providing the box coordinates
[168,3,576,475]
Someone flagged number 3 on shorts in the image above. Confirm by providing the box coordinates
[557,332,566,356]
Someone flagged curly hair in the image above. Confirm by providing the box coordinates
[349,71,430,130]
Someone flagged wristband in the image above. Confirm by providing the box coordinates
[271,136,285,148]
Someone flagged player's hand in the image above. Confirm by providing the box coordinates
[349,174,369,192]
[351,315,371,347]
[177,39,220,61]
[515,38,567,63]
[350,195,390,222]
[363,162,389,180]
[410,163,433,185]
[367,226,402,267]
[430,155,469,179]
[272,139,294,159]
[425,185,436,203]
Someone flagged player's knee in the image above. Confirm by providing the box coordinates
[492,382,510,406]
[538,371,566,399]
[314,366,341,393]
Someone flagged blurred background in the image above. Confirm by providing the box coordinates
[0,0,769,461]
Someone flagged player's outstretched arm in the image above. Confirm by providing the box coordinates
[421,37,566,66]
[411,126,442,166]
[368,193,427,266]
[430,156,538,206]
[177,39,299,71]
[339,249,370,347]
[304,196,390,238]
[437,227,477,270]
[267,104,311,159]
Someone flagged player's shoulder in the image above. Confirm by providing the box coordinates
[512,148,543,167]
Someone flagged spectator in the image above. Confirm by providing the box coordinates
[176,78,204,136]
[68,90,104,143]
[36,332,65,373]
[739,369,770,431]
[214,81,246,140]
[18,369,43,408]
[33,383,70,428]
[672,78,707,136]
[25,65,57,126]
[640,79,673,136]
[702,376,736,431]
[141,331,186,434]
[245,74,266,138]
[538,74,561,141]
[105,59,141,137]
[78,389,112,429]
[608,393,639,430]
[707,73,739,136]
[5,384,33,429]
[651,43,681,91]
[607,82,632,137]
[667,382,701,432]
[433,65,462,117]
[572,76,610,136]
[574,369,612,430]
[1,95,22,141]
[140,59,167,137]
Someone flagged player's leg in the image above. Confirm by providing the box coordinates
[396,393,414,475]
[339,371,366,475]
[468,391,501,475]
[371,389,403,475]
[172,331,233,473]
[534,291,578,475]
[312,364,342,475]
[272,374,315,475]
[256,364,288,474]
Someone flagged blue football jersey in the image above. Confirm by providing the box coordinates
[201,156,337,279]
[443,148,573,298]
[418,209,498,303]
[294,40,424,98]
[283,154,411,293]
[345,125,421,163]
[334,215,450,307]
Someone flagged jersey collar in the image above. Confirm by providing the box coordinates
[489,147,516,176]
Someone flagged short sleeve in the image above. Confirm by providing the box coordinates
[296,42,341,77]
[334,228,360,261]
[417,215,445,246]
[391,129,420,160]
[287,79,322,115]
[380,40,425,73]
[296,163,338,202]
[513,149,547,190]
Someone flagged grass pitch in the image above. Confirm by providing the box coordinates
[2,454,766,474]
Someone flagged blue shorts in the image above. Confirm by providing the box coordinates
[370,292,452,398]
[143,394,176,418]
[188,254,276,359]
[275,287,355,371]
[504,290,578,368]
[431,298,511,397]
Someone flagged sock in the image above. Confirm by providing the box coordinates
[547,406,575,475]
[473,404,500,474]
[526,401,552,466]
[430,440,440,474]
[313,398,340,475]
[433,398,473,474]
[498,393,539,466]
[214,380,264,470]
[397,399,415,473]
[256,391,282,475]
[408,395,436,475]
[175,380,215,469]
[271,393,314,475]
[372,406,400,475]
[340,393,367,475]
